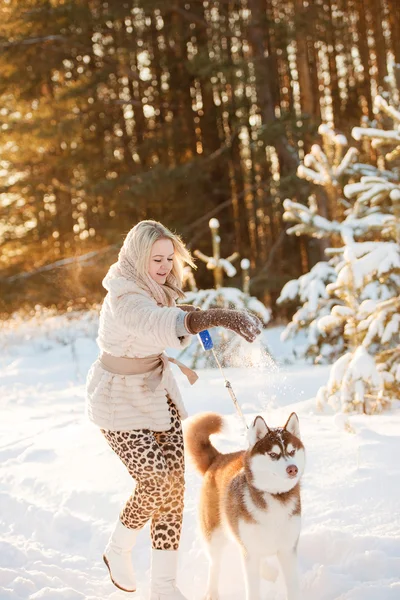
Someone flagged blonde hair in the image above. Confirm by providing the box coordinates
[125,220,196,291]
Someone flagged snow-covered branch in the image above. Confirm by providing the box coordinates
[283,199,341,238]
[297,125,359,187]
[352,95,400,163]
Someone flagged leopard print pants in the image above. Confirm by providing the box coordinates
[101,398,185,550]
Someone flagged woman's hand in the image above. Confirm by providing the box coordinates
[185,308,262,343]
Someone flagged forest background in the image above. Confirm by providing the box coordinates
[1,0,399,317]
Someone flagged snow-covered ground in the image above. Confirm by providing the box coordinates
[1,315,399,600]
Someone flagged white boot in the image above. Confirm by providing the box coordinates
[150,549,188,600]
[103,519,139,592]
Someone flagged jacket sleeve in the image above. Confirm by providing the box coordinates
[110,291,192,349]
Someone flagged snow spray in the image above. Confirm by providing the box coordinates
[197,330,248,430]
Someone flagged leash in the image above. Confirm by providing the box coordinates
[198,330,248,430]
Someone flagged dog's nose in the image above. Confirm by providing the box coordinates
[286,465,298,478]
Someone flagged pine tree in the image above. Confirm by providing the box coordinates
[1,1,400,315]
[278,124,361,362]
[281,92,400,413]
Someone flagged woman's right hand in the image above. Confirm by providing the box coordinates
[185,308,262,343]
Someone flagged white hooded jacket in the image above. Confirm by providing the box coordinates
[86,264,192,431]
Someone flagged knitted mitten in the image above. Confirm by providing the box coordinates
[185,308,262,342]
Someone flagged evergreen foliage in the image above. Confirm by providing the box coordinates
[1,1,399,313]
[280,83,400,413]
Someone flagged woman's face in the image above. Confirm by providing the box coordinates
[148,238,175,284]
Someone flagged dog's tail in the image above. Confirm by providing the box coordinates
[184,412,223,475]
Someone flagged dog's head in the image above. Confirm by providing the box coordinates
[245,413,305,494]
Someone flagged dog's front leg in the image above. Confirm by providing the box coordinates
[242,553,260,600]
[277,549,300,600]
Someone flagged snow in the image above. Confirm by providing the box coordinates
[277,263,343,362]
[352,127,400,142]
[345,214,394,233]
[278,279,299,303]
[297,164,327,185]
[331,305,353,317]
[316,313,342,333]
[334,134,348,146]
[335,147,359,177]
[297,133,358,184]
[350,163,397,182]
[390,189,400,201]
[277,262,336,308]
[334,242,400,290]
[1,315,400,599]
[209,218,220,229]
[361,304,400,347]
[381,313,400,345]
[218,258,237,278]
[374,95,400,123]
[317,124,332,136]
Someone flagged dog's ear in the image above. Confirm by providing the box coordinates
[284,412,300,439]
[248,415,269,446]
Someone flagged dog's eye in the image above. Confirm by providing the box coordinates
[269,452,278,459]
[288,449,296,457]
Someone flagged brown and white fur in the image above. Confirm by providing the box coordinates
[185,412,305,600]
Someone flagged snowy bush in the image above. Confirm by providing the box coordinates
[1,306,99,355]
[277,262,343,363]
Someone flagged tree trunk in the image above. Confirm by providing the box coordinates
[247,0,299,175]
[357,0,373,116]
[326,0,341,123]
[369,0,388,88]
[387,0,400,65]
[294,0,319,119]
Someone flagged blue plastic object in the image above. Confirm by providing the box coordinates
[198,329,214,351]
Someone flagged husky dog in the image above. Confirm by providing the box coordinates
[185,412,305,600]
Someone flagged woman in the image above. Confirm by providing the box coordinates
[86,220,261,599]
